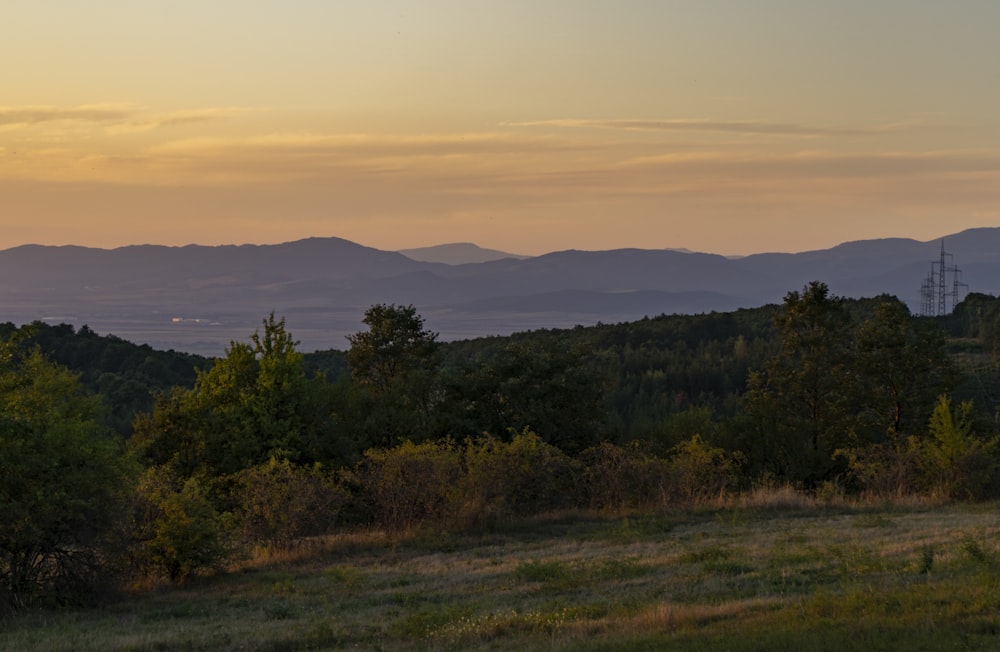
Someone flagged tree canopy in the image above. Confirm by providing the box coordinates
[0,345,132,610]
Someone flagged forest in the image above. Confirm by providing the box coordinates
[4,281,1000,611]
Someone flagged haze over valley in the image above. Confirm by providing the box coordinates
[3,227,997,356]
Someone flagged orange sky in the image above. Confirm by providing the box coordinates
[2,1,998,256]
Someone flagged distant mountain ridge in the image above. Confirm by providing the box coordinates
[2,229,998,355]
[398,242,529,264]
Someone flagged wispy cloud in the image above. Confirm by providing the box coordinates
[106,107,254,134]
[0,104,136,126]
[2,131,591,185]
[0,104,250,134]
[138,132,599,184]
[502,118,902,138]
[615,149,1000,179]
[146,132,580,157]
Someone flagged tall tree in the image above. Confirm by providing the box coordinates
[854,298,956,441]
[744,282,857,481]
[345,304,440,447]
[346,304,438,394]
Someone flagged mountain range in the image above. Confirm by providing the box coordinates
[2,228,998,355]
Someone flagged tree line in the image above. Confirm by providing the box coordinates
[4,284,1000,610]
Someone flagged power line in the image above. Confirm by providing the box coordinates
[919,240,968,316]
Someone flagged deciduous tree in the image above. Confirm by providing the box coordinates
[345,304,440,446]
[0,346,132,609]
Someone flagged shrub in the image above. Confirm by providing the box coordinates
[360,440,462,532]
[580,441,671,512]
[459,431,580,526]
[917,396,999,500]
[231,458,347,549]
[666,435,739,504]
[841,438,923,500]
[133,466,231,581]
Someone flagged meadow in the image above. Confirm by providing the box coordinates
[4,493,1000,651]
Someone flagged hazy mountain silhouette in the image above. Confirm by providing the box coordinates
[398,242,529,264]
[2,229,998,355]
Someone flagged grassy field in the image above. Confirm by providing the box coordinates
[5,497,1000,651]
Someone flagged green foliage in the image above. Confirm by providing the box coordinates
[0,346,134,610]
[919,396,999,499]
[743,288,959,487]
[346,304,438,394]
[854,298,955,440]
[441,338,612,453]
[133,466,230,581]
[744,282,857,482]
[345,304,440,447]
[128,316,353,576]
[0,321,208,434]
[132,314,341,479]
[434,308,780,447]
[666,435,740,503]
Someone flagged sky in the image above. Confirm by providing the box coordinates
[2,0,999,257]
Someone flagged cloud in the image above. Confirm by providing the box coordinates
[135,132,603,184]
[3,130,590,185]
[5,116,1000,225]
[147,132,580,157]
[615,149,1000,180]
[0,104,136,126]
[502,118,901,138]
[105,107,254,134]
[0,104,250,134]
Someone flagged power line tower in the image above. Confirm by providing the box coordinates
[919,240,968,316]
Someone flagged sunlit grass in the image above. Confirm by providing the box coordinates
[4,499,1000,651]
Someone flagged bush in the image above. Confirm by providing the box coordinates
[231,458,347,549]
[917,396,999,500]
[581,441,671,512]
[133,466,231,581]
[459,431,580,527]
[841,438,923,500]
[665,435,740,504]
[360,440,462,532]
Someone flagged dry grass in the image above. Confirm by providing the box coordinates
[4,497,1000,651]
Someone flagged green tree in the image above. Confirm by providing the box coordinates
[443,339,611,453]
[0,346,133,610]
[132,314,341,479]
[347,304,438,393]
[920,396,998,499]
[854,298,955,440]
[744,282,857,481]
[345,304,440,446]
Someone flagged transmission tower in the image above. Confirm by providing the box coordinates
[919,240,968,316]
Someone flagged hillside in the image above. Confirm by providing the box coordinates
[5,503,1000,651]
